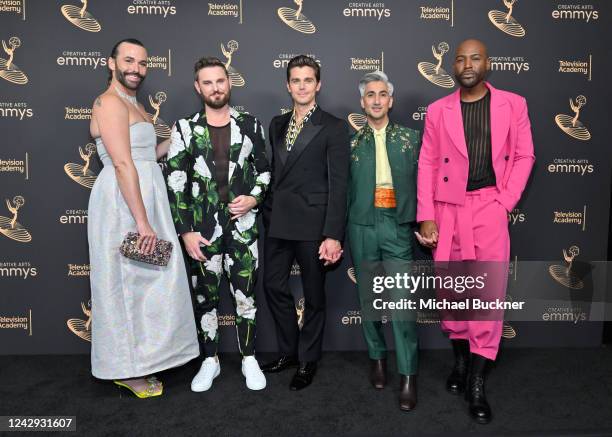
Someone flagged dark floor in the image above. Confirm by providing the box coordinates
[2,348,612,436]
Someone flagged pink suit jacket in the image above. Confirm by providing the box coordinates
[417,82,535,222]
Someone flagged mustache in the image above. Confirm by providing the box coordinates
[123,72,145,80]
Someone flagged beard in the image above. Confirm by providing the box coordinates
[454,70,486,89]
[203,89,231,109]
[115,68,145,90]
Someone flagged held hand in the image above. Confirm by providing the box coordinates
[229,195,257,220]
[319,238,343,266]
[181,232,210,262]
[136,221,157,255]
[417,220,438,249]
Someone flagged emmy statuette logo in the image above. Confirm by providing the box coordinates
[502,323,516,338]
[220,40,245,87]
[347,267,357,283]
[549,246,584,290]
[147,91,171,139]
[555,95,591,141]
[278,0,316,34]
[0,195,32,242]
[417,42,455,88]
[0,36,28,85]
[502,294,517,338]
[64,143,98,189]
[348,114,367,131]
[488,0,525,37]
[67,301,92,342]
[61,0,101,32]
[296,297,305,329]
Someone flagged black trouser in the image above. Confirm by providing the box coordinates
[263,237,326,362]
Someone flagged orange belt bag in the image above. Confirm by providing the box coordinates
[374,187,397,208]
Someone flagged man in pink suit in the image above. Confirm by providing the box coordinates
[416,39,535,424]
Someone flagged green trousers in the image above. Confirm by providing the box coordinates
[348,207,418,375]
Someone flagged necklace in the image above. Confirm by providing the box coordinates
[285,104,317,151]
[114,86,138,106]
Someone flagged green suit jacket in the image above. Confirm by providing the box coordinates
[348,121,421,225]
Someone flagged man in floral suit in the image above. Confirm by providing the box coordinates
[166,57,271,392]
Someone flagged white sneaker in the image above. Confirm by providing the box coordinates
[191,357,220,392]
[241,356,266,391]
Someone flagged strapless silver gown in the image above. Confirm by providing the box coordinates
[88,122,199,379]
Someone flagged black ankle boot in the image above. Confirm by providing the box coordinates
[446,339,469,394]
[466,353,492,424]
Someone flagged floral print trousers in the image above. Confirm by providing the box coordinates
[192,206,259,358]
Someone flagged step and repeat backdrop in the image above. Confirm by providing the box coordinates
[1,0,610,355]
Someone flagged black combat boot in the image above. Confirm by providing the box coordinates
[446,339,469,394]
[466,353,492,424]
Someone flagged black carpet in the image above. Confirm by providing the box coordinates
[2,347,612,436]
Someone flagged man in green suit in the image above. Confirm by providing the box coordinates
[348,71,420,411]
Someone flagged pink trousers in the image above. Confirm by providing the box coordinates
[434,187,510,361]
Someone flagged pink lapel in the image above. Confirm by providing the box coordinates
[442,82,511,160]
[442,88,468,158]
[487,82,510,160]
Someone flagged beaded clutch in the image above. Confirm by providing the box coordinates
[119,232,173,266]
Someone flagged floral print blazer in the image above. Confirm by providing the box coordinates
[166,107,271,245]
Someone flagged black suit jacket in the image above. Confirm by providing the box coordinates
[263,107,350,242]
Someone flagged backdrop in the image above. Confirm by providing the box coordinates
[1,0,610,355]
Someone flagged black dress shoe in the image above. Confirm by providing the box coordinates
[289,362,317,391]
[369,359,386,389]
[399,375,417,411]
[260,356,298,373]
[446,339,469,395]
[466,354,492,424]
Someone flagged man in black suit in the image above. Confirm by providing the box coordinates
[261,55,350,390]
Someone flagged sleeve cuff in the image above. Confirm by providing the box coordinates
[175,223,193,236]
